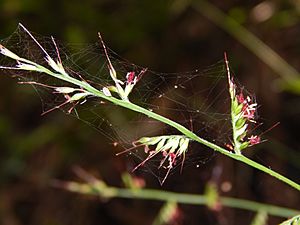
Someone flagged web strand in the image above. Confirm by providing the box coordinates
[0,25,259,183]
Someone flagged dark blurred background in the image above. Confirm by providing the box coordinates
[0,1,300,225]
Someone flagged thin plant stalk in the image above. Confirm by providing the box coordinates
[59,180,300,218]
[4,57,300,191]
[1,25,300,191]
[191,0,300,83]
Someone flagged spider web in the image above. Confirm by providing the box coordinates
[0,25,240,184]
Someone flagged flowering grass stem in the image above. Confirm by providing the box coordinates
[12,61,300,191]
[1,25,300,191]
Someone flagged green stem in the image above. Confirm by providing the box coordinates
[3,45,300,191]
[13,60,300,191]
[69,182,300,218]
[239,155,300,191]
[43,69,300,191]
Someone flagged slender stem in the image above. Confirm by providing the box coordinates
[239,155,300,190]
[2,41,300,190]
[67,182,300,218]
[40,68,300,191]
[10,59,300,191]
[192,0,300,83]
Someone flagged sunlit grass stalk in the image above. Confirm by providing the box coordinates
[1,24,300,191]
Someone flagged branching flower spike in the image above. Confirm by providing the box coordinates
[279,214,300,225]
[224,53,260,154]
[117,135,190,184]
[1,25,300,191]
[98,33,147,101]
[0,24,94,115]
